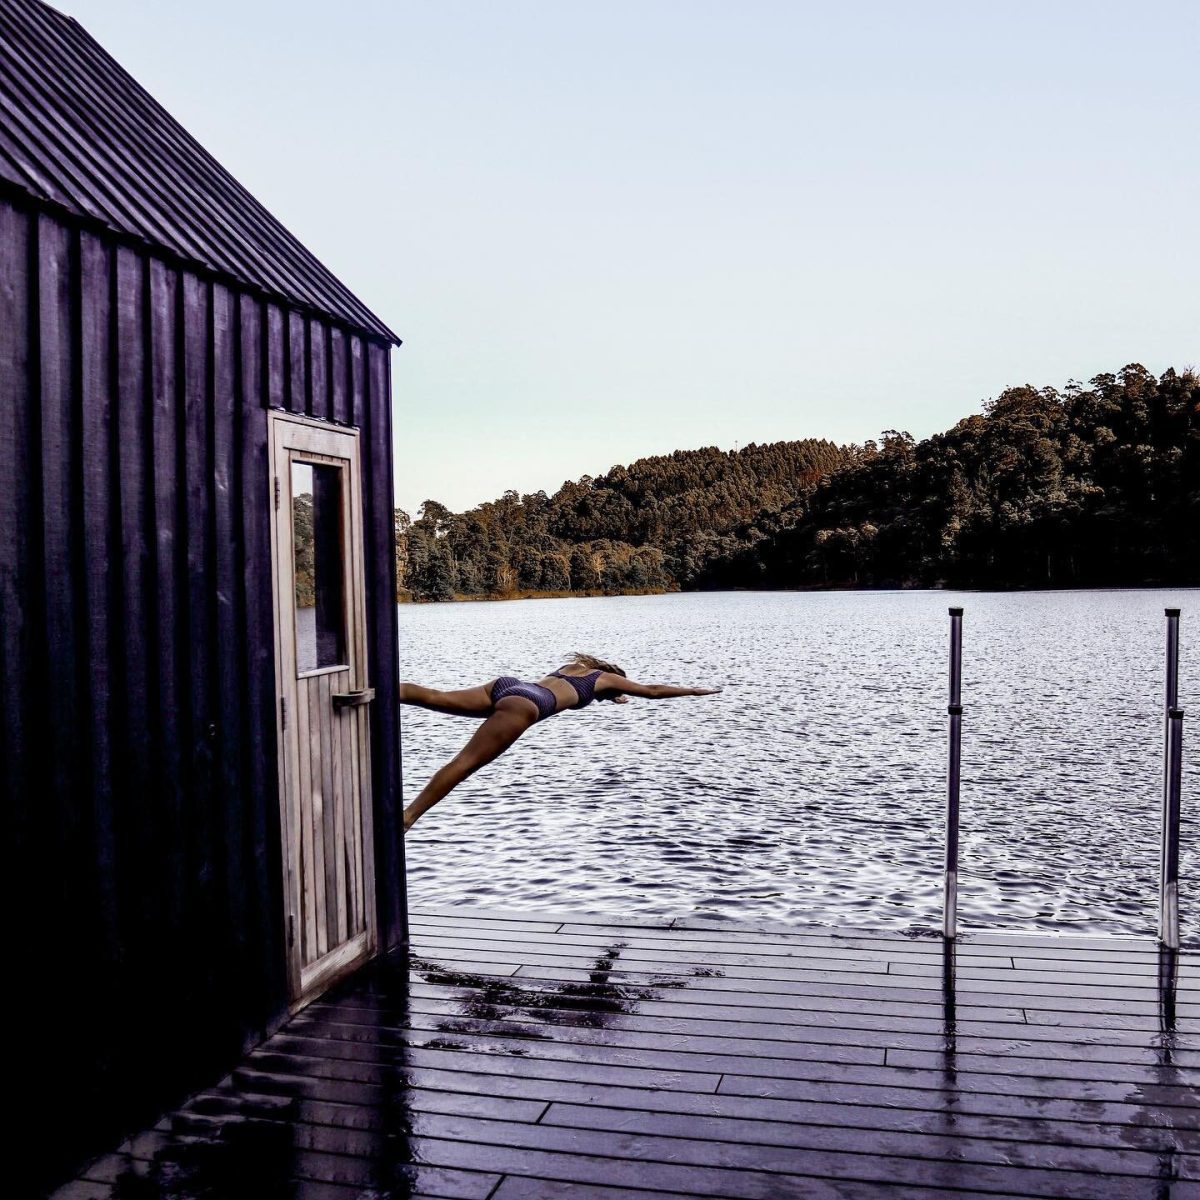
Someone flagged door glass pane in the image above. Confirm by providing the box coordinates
[293,460,347,672]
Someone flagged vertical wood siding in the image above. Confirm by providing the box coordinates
[0,196,405,1195]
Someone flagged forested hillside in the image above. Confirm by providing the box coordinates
[704,363,1197,590]
[397,440,847,600]
[395,364,1198,600]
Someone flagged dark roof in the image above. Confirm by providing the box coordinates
[0,0,399,343]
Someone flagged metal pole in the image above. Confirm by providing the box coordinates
[1165,609,1180,710]
[1159,706,1184,949]
[1159,609,1182,950]
[944,607,963,939]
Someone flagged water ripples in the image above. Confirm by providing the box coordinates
[399,589,1197,940]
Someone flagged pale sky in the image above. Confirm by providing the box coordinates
[62,1,1199,517]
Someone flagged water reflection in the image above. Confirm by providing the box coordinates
[95,961,425,1199]
[1137,945,1184,1196]
[1156,944,1179,1067]
[922,935,968,1194]
[941,937,958,1083]
[412,940,695,1038]
[106,1108,300,1200]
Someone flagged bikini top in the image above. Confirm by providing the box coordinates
[548,669,603,709]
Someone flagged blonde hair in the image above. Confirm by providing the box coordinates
[569,652,626,677]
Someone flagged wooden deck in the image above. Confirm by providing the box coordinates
[55,907,1198,1199]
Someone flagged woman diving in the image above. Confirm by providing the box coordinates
[399,652,721,830]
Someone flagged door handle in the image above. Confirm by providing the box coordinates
[332,688,375,710]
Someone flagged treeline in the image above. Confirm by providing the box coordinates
[397,440,847,601]
[395,363,1198,600]
[702,364,1197,589]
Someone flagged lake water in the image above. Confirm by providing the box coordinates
[398,589,1198,942]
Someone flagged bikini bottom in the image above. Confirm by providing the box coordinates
[490,676,558,720]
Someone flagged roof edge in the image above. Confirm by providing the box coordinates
[7,0,402,346]
[0,179,402,347]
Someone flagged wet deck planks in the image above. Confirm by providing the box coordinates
[54,907,1199,1199]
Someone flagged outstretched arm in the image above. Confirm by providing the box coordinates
[598,672,721,700]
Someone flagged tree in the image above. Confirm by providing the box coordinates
[394,508,412,597]
[570,545,600,591]
[541,552,571,591]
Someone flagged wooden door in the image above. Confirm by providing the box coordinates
[269,412,376,1004]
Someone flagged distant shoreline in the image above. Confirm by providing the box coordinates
[397,580,1196,604]
[396,367,1196,601]
[398,586,674,604]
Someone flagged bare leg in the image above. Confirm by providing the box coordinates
[403,698,538,830]
[399,680,496,718]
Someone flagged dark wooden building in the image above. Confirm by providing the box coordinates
[0,1,406,1190]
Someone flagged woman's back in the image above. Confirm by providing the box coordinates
[541,666,603,709]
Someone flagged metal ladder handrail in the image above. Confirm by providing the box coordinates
[1161,609,1184,949]
[942,607,1186,947]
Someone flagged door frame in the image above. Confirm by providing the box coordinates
[267,409,377,1007]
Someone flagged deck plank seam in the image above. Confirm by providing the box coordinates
[407,939,1200,985]
[320,991,1200,1047]
[312,993,1200,1051]
[533,1103,1199,1176]
[191,1085,551,1128]
[292,1005,1200,1057]
[476,1170,1066,1200]
[321,1003,1185,1041]
[265,1027,903,1074]
[492,968,1198,1015]
[228,1064,1200,1141]
[410,907,1182,947]
[106,1108,1197,1188]
[253,1037,1200,1112]
[448,927,1187,957]
[199,1081,1200,1157]
[413,929,1029,967]
[249,1046,729,1096]
[378,1032,750,1089]
[465,959,1142,984]
[291,1012,1200,1071]
[405,921,1200,960]
[416,955,1200,995]
[344,1124,1196,1190]
[80,1137,507,1196]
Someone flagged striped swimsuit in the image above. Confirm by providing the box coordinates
[490,670,603,722]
